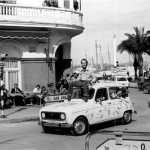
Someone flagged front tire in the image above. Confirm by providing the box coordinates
[122,111,132,124]
[72,117,88,135]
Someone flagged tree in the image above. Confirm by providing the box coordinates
[118,27,150,79]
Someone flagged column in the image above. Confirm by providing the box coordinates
[70,0,73,10]
[5,70,9,90]
[18,61,22,90]
[58,0,64,8]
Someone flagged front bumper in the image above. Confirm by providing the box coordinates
[41,120,72,128]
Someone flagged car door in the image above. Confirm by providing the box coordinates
[108,87,124,119]
[94,88,109,123]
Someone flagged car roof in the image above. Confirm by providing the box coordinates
[92,81,121,89]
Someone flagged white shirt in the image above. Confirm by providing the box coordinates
[33,87,41,94]
[78,69,94,81]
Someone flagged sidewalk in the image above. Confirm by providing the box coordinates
[0,105,41,124]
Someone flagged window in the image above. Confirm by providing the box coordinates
[43,0,58,7]
[117,77,127,81]
[73,0,79,10]
[95,88,108,102]
[109,87,118,99]
[64,0,70,9]
[109,87,128,99]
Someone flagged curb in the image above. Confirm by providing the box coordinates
[0,116,39,124]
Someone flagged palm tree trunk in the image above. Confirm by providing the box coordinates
[138,54,143,77]
[134,65,138,79]
[133,55,138,79]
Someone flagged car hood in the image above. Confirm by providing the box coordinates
[40,99,90,113]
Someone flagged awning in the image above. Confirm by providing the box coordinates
[0,0,16,4]
[0,31,49,40]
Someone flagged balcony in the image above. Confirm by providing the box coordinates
[0,3,84,33]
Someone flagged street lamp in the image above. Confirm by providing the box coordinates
[0,53,8,118]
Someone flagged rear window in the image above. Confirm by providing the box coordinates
[117,77,127,81]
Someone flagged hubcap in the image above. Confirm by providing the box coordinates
[74,121,86,134]
[124,112,131,122]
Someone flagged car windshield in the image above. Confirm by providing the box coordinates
[117,77,127,81]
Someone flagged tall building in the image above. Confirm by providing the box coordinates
[0,0,84,91]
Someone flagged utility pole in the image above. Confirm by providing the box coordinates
[95,40,98,68]
[98,43,104,70]
[113,34,117,67]
[84,50,87,60]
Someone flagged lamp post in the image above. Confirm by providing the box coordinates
[0,53,7,118]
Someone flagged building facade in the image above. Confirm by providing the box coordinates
[0,0,84,91]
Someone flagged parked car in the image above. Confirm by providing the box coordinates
[112,75,129,88]
[39,82,134,135]
[143,78,150,94]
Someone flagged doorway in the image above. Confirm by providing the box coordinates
[55,45,71,83]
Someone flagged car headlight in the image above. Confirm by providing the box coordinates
[41,112,45,119]
[60,113,66,120]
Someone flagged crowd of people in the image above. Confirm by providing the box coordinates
[0,57,134,108]
[0,58,95,108]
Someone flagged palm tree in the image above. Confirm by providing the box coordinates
[118,27,150,79]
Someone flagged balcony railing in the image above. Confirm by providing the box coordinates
[0,4,83,28]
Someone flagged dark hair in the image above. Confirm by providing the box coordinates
[81,58,88,65]
[36,84,40,88]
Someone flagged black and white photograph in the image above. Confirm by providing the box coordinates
[0,0,150,150]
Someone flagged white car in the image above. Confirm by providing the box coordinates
[39,82,134,135]
[112,76,129,87]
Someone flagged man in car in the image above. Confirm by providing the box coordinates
[69,58,95,101]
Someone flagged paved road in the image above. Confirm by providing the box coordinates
[0,88,150,150]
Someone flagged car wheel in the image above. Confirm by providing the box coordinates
[122,111,132,124]
[72,117,88,135]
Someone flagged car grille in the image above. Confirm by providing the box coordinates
[42,112,61,120]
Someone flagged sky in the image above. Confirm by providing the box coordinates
[71,0,150,65]
[17,0,150,65]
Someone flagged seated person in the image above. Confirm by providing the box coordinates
[60,84,68,95]
[47,83,56,95]
[32,84,42,105]
[109,90,117,99]
[41,86,48,105]
[11,83,25,106]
